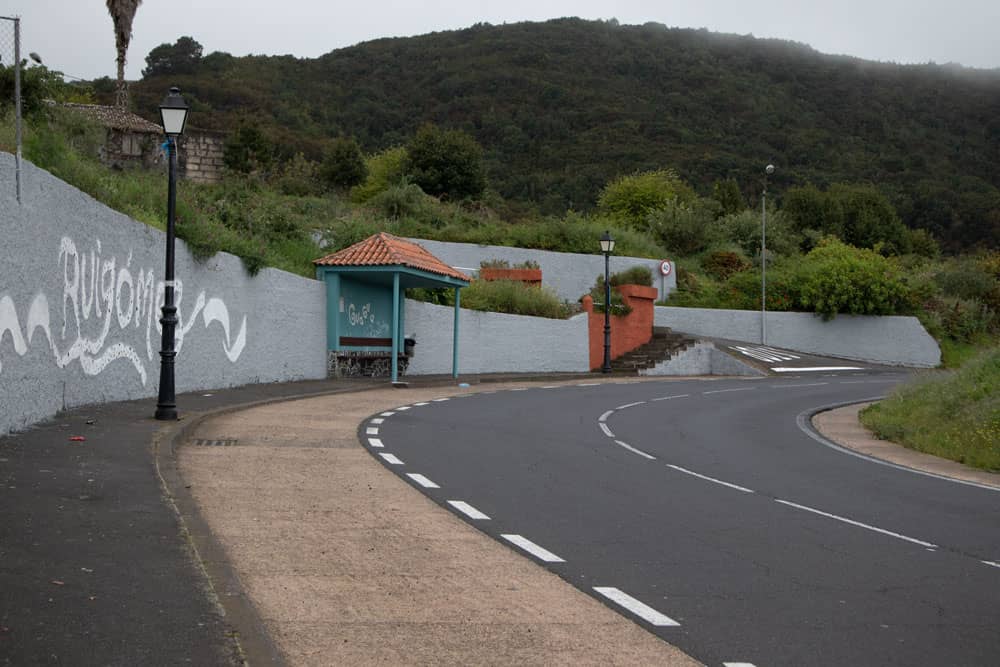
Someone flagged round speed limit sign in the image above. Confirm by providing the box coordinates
[659,260,672,277]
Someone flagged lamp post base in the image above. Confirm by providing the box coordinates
[154,405,178,421]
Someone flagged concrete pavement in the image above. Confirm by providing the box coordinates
[3,373,996,665]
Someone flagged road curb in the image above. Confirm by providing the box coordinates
[152,382,384,667]
[804,399,1000,492]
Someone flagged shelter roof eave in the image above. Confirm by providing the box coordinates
[316,264,469,290]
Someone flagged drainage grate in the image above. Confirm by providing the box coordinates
[192,438,239,447]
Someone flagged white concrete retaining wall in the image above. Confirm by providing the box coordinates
[409,238,676,302]
[0,154,327,434]
[404,299,590,375]
[655,306,940,367]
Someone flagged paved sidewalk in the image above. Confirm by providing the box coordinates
[0,378,380,666]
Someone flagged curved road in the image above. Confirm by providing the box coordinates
[364,373,1000,666]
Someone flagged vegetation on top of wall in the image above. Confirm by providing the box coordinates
[860,347,1000,471]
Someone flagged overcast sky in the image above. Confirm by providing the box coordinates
[4,1,999,82]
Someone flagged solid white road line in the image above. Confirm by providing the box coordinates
[370,418,384,424]
[615,440,656,460]
[600,423,615,438]
[772,366,864,372]
[379,411,395,417]
[367,438,384,448]
[366,427,379,435]
[593,587,680,627]
[666,464,755,494]
[406,473,440,488]
[774,499,937,548]
[651,393,690,401]
[772,382,828,388]
[448,500,491,520]
[703,387,756,395]
[379,453,404,465]
[982,560,1000,569]
[501,534,565,562]
[598,410,614,422]
[616,401,646,410]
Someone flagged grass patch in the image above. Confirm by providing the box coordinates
[860,347,1000,471]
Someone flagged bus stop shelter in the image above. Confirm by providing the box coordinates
[314,233,471,383]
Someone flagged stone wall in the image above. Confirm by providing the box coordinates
[180,130,226,184]
[655,306,940,367]
[403,300,590,375]
[408,239,677,303]
[0,153,327,435]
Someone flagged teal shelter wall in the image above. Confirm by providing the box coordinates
[339,278,395,350]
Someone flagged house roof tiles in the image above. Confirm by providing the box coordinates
[61,103,164,134]
[313,233,471,282]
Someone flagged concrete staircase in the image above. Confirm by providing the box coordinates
[607,327,698,374]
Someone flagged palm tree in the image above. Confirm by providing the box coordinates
[105,0,142,109]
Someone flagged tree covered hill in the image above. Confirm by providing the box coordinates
[127,17,1000,250]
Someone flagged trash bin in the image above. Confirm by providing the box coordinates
[404,337,416,357]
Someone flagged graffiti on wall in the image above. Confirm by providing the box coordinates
[0,236,248,385]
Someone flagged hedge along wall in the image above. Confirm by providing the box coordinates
[409,239,677,303]
[0,154,327,434]
[403,300,590,375]
[655,306,940,367]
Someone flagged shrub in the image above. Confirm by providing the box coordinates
[610,265,653,287]
[422,280,571,319]
[646,200,718,255]
[350,146,408,203]
[320,136,368,190]
[713,209,800,258]
[371,180,431,220]
[597,169,697,227]
[404,124,486,200]
[797,238,911,319]
[702,250,751,280]
[273,152,320,197]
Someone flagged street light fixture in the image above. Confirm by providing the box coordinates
[600,230,616,374]
[154,87,189,421]
[761,164,775,345]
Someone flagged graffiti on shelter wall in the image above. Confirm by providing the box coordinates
[0,236,248,384]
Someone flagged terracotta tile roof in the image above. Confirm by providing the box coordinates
[60,103,164,134]
[314,233,471,282]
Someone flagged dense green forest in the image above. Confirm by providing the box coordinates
[116,18,999,251]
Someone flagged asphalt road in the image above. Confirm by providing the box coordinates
[367,373,1000,667]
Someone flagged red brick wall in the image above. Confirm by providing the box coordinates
[582,284,657,370]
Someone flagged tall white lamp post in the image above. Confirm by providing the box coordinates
[761,164,775,345]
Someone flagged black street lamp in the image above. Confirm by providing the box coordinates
[600,230,616,374]
[155,87,189,421]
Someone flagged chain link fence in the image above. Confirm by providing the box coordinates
[0,15,22,203]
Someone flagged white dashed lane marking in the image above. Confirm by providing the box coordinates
[367,438,384,448]
[616,401,646,410]
[703,387,756,395]
[599,423,615,438]
[651,393,689,401]
[501,534,566,563]
[379,453,404,465]
[982,560,1000,569]
[396,406,412,411]
[615,440,656,460]
[406,473,439,488]
[667,464,755,494]
[598,410,614,422]
[366,427,379,435]
[773,366,864,373]
[448,500,491,520]
[774,499,937,548]
[370,418,384,424]
[593,587,680,627]
[379,411,395,417]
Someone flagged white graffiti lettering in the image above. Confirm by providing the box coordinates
[0,236,249,385]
